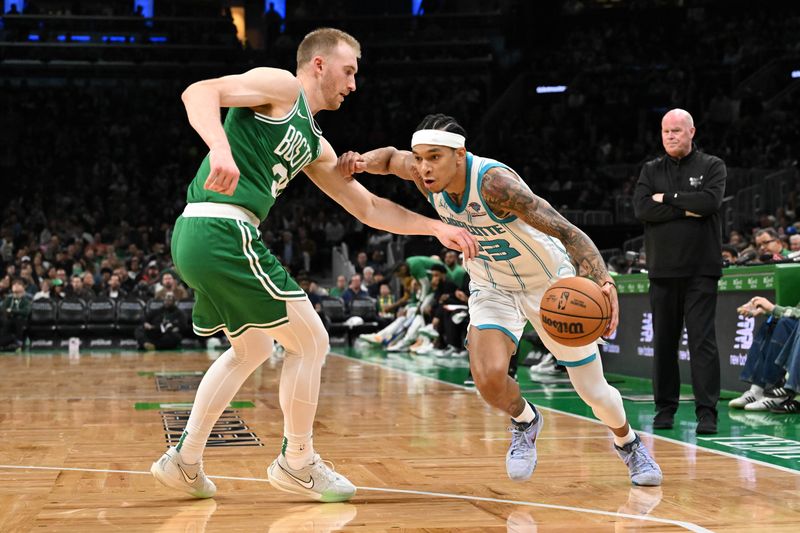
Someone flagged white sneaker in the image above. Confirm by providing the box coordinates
[267,453,356,503]
[410,337,434,354]
[358,333,383,345]
[433,346,456,358]
[728,388,764,409]
[418,324,439,339]
[150,447,217,498]
[529,353,555,373]
[744,394,789,411]
[386,339,412,352]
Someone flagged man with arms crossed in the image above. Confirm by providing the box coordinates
[338,114,662,486]
[150,30,478,503]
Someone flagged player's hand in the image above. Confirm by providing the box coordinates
[204,145,240,196]
[601,279,619,337]
[432,221,478,261]
[337,151,367,178]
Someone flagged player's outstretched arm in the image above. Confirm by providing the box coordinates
[182,67,299,196]
[308,140,478,259]
[481,167,619,336]
[337,148,429,197]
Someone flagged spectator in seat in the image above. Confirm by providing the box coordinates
[377,283,398,319]
[754,228,790,262]
[103,274,128,300]
[33,278,53,301]
[328,275,347,298]
[82,271,99,297]
[354,251,369,275]
[721,245,739,266]
[135,292,187,351]
[730,296,800,413]
[341,273,369,309]
[1,279,30,350]
[50,278,65,300]
[790,234,800,253]
[155,272,188,301]
[67,274,95,301]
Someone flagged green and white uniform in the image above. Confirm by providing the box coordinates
[173,89,323,337]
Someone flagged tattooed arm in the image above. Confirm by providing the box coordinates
[337,148,429,198]
[481,167,619,336]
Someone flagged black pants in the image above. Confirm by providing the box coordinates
[649,276,721,418]
[135,326,182,350]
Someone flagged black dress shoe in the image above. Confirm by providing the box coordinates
[653,413,674,430]
[696,413,718,434]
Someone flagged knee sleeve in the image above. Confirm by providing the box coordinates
[568,363,627,429]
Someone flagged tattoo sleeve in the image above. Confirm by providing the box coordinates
[481,168,611,282]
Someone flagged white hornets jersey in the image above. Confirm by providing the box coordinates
[428,153,575,291]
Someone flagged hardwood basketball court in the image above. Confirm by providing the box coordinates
[1,347,798,532]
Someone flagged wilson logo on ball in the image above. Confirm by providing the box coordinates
[541,315,585,334]
[539,276,610,348]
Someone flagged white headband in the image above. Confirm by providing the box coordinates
[411,129,466,149]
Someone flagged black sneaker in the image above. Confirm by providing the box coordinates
[653,412,674,430]
[769,397,800,414]
[696,413,718,435]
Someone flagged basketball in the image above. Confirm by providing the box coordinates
[539,277,610,347]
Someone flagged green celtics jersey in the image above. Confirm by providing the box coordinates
[187,88,323,222]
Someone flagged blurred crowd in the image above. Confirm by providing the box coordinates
[2,1,799,357]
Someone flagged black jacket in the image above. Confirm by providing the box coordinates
[633,147,726,278]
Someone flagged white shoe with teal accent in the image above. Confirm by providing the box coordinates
[615,434,663,486]
[268,453,356,503]
[506,407,544,481]
[150,447,217,498]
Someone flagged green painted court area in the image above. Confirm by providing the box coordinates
[337,344,800,473]
[134,401,255,410]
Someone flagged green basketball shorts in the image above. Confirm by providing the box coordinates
[172,203,306,337]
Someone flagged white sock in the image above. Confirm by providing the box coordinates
[512,401,536,424]
[614,427,636,448]
[274,301,329,470]
[178,334,273,465]
[284,434,314,470]
[750,384,764,394]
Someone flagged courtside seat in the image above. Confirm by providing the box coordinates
[56,297,88,338]
[349,296,381,336]
[116,298,145,336]
[87,296,117,337]
[27,298,57,339]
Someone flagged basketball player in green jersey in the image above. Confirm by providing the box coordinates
[150,31,478,503]
[338,114,662,487]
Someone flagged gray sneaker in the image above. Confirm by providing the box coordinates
[615,434,663,486]
[505,407,543,481]
[150,447,217,498]
[268,453,356,503]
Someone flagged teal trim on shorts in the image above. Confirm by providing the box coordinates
[475,324,519,347]
[555,353,597,367]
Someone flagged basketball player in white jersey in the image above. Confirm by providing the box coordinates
[338,114,662,486]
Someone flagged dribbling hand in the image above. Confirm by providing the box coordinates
[337,151,367,178]
[601,280,619,337]
[203,146,240,196]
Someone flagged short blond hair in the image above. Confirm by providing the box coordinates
[296,27,361,69]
